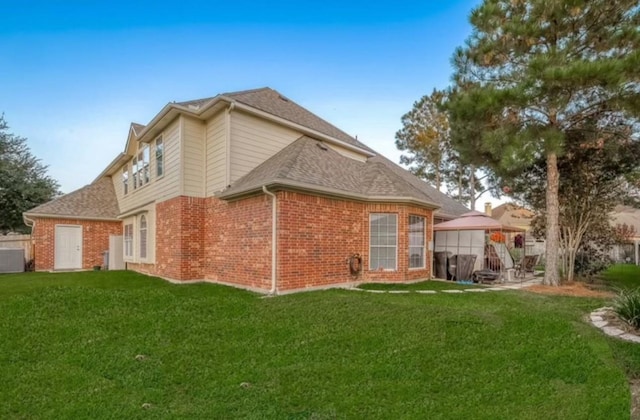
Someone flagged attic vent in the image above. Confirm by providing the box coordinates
[316,142,328,151]
[278,95,289,102]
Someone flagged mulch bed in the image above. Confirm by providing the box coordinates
[526,281,614,298]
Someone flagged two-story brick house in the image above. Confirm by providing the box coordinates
[24,88,468,293]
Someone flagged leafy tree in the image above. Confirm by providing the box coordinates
[0,115,59,233]
[395,89,494,209]
[447,0,640,285]
[395,89,452,192]
[514,125,640,281]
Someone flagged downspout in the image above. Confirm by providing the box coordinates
[262,186,277,295]
[430,211,435,279]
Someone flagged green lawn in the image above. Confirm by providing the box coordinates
[0,270,638,418]
[601,264,640,290]
[358,279,480,291]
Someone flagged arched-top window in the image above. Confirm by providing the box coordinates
[140,215,147,259]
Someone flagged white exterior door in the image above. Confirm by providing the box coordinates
[54,225,82,270]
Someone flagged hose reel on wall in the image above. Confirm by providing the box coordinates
[348,253,362,276]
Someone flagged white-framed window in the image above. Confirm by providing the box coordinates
[369,213,397,270]
[409,215,426,269]
[122,165,129,195]
[124,224,133,258]
[155,136,164,177]
[136,145,150,187]
[132,156,138,189]
[139,215,147,259]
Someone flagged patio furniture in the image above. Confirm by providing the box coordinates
[515,254,539,278]
[448,254,477,281]
[433,251,452,280]
[472,269,500,284]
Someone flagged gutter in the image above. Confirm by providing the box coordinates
[262,186,278,295]
[219,180,441,210]
[22,213,121,222]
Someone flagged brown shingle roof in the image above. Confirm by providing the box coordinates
[25,177,120,220]
[178,87,372,151]
[218,136,468,215]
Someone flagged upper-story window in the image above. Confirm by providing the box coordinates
[155,136,164,177]
[122,165,129,195]
[132,156,138,189]
[133,145,150,189]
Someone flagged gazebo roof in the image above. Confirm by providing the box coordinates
[433,211,524,232]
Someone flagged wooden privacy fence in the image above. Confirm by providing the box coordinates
[0,234,31,261]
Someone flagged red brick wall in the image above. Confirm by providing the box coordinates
[155,196,205,280]
[275,192,433,290]
[203,195,273,290]
[200,191,433,292]
[277,192,364,290]
[32,217,122,271]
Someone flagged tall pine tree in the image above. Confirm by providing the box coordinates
[448,0,640,285]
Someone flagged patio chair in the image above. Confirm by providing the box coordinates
[515,254,539,278]
[478,244,516,283]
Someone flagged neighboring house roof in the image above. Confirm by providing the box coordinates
[218,136,468,214]
[24,177,120,221]
[179,87,372,152]
[490,203,536,230]
[611,205,640,239]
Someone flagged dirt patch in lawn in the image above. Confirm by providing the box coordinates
[526,281,614,298]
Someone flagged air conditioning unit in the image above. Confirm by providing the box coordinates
[0,248,25,273]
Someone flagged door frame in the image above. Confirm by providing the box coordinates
[54,224,83,270]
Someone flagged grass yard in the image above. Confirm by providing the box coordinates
[357,279,479,291]
[601,264,640,290]
[1,270,639,418]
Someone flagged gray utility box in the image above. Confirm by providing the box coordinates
[0,248,25,273]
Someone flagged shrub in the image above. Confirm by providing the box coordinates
[574,248,613,279]
[613,288,640,330]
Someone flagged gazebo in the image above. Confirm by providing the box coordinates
[433,211,525,282]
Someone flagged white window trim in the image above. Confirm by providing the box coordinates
[369,213,398,271]
[139,215,147,261]
[155,136,164,179]
[408,215,426,270]
[122,164,129,195]
[124,223,134,260]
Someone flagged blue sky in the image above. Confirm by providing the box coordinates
[2,0,495,209]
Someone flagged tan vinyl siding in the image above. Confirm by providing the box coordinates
[114,118,181,214]
[205,111,226,194]
[182,116,205,197]
[230,110,302,183]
